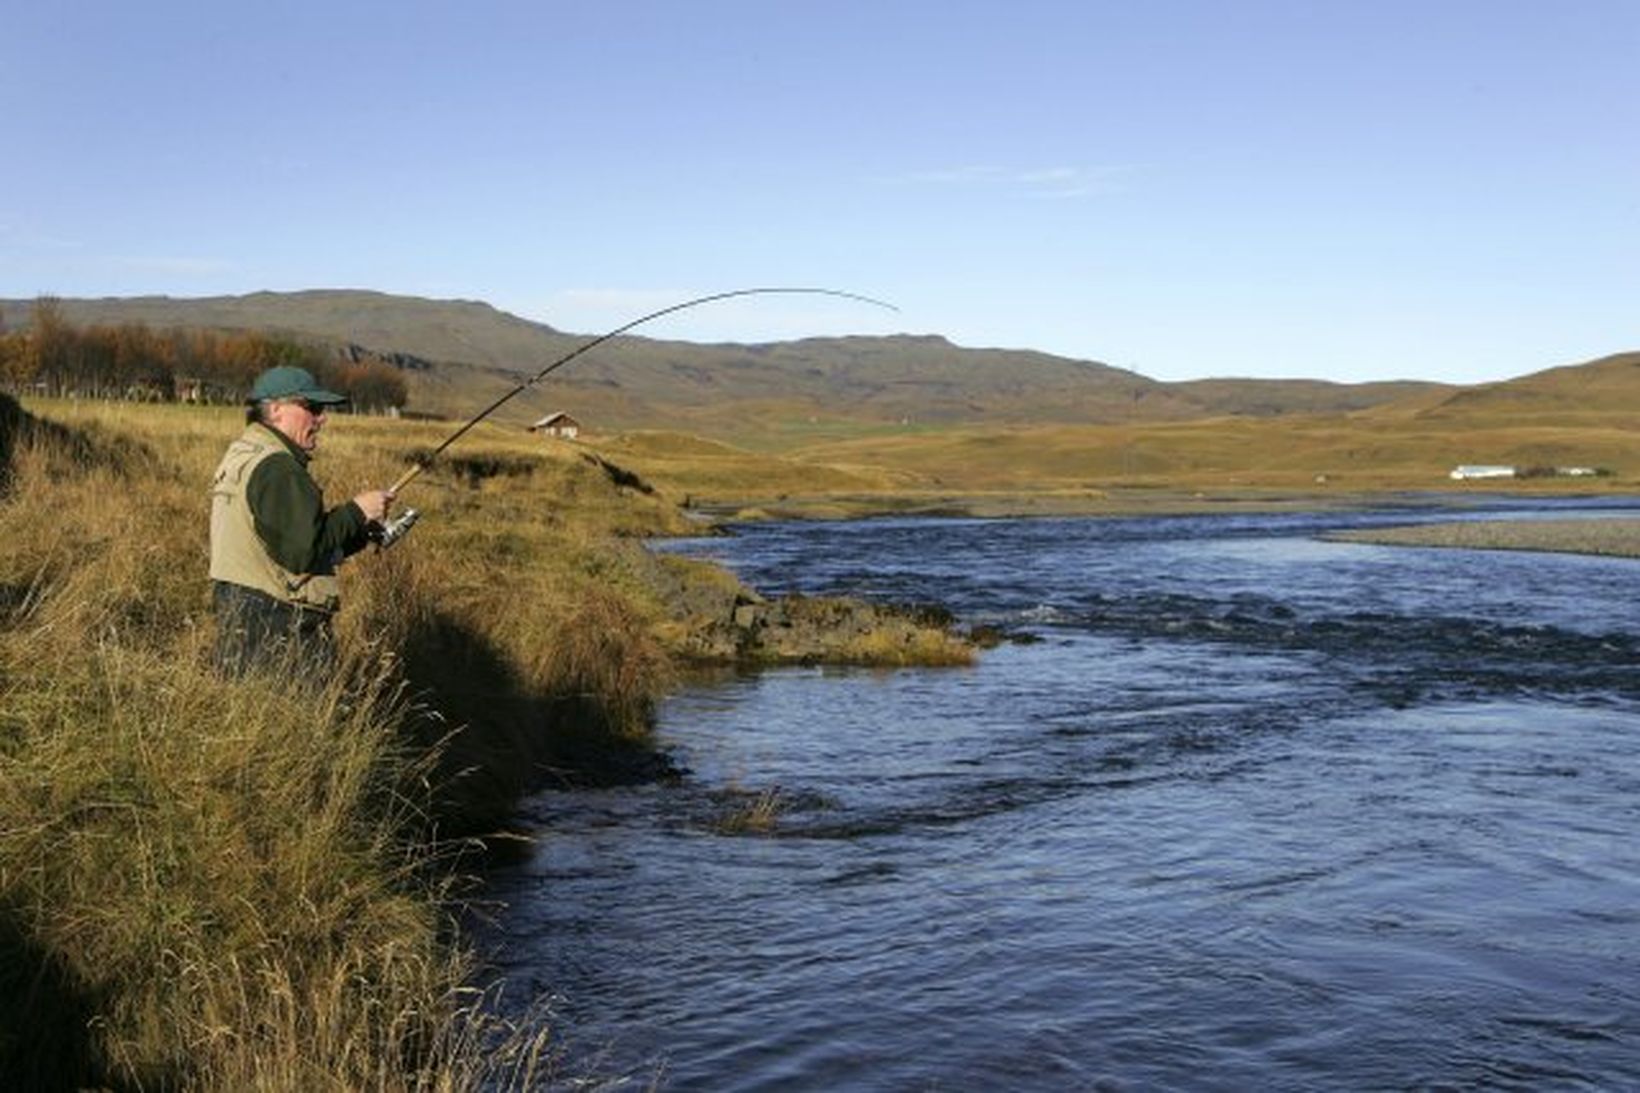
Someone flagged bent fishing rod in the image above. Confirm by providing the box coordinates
[371,287,898,546]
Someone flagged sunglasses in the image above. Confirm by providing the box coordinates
[290,399,329,414]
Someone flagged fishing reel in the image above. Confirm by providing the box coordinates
[370,507,421,549]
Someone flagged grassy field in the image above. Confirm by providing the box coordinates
[574,406,1640,520]
[0,396,968,1088]
[548,353,1640,510]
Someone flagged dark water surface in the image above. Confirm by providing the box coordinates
[485,499,1640,1090]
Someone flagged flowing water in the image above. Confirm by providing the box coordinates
[484,498,1640,1090]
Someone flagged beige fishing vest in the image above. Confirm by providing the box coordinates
[209,424,342,613]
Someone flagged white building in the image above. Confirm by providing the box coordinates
[1449,465,1516,480]
[527,411,581,439]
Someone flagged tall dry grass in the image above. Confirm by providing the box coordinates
[0,627,551,1089]
[0,395,978,1086]
[0,398,690,1088]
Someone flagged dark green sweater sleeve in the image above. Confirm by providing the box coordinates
[245,453,370,574]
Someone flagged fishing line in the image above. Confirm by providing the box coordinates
[386,286,898,497]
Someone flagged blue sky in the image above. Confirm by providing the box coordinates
[3,1,1635,384]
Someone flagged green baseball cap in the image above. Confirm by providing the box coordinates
[248,366,348,405]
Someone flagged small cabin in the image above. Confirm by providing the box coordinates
[1449,464,1516,480]
[528,411,581,439]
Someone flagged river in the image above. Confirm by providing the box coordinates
[483,497,1640,1090]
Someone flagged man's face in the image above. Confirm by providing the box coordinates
[266,398,327,453]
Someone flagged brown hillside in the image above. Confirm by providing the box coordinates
[4,290,568,371]
[1174,377,1450,417]
[1,291,1446,432]
[1407,352,1640,427]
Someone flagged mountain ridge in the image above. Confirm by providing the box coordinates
[0,288,1588,433]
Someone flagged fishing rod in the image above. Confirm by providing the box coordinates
[371,286,898,546]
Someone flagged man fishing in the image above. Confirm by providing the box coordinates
[203,290,888,677]
[209,365,394,677]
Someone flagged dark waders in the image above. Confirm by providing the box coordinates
[211,581,337,680]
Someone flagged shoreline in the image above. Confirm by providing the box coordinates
[689,487,1639,524]
[1327,517,1640,559]
[690,486,1640,560]
[692,488,1438,523]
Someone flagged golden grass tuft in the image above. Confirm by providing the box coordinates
[712,786,786,836]
[833,626,976,668]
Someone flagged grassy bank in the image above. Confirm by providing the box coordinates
[0,396,970,1087]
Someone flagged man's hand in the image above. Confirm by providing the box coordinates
[353,489,395,524]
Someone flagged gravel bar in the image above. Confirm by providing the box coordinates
[1328,517,1640,559]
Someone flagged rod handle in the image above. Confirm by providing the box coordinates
[388,463,425,495]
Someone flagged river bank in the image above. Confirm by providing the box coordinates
[0,395,978,1087]
[1328,516,1640,558]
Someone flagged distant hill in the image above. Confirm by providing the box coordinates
[5,291,1634,493]
[0,289,1472,434]
[1173,377,1445,417]
[1404,352,1640,427]
[0,290,560,371]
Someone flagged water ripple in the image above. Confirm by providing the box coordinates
[489,504,1640,1090]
